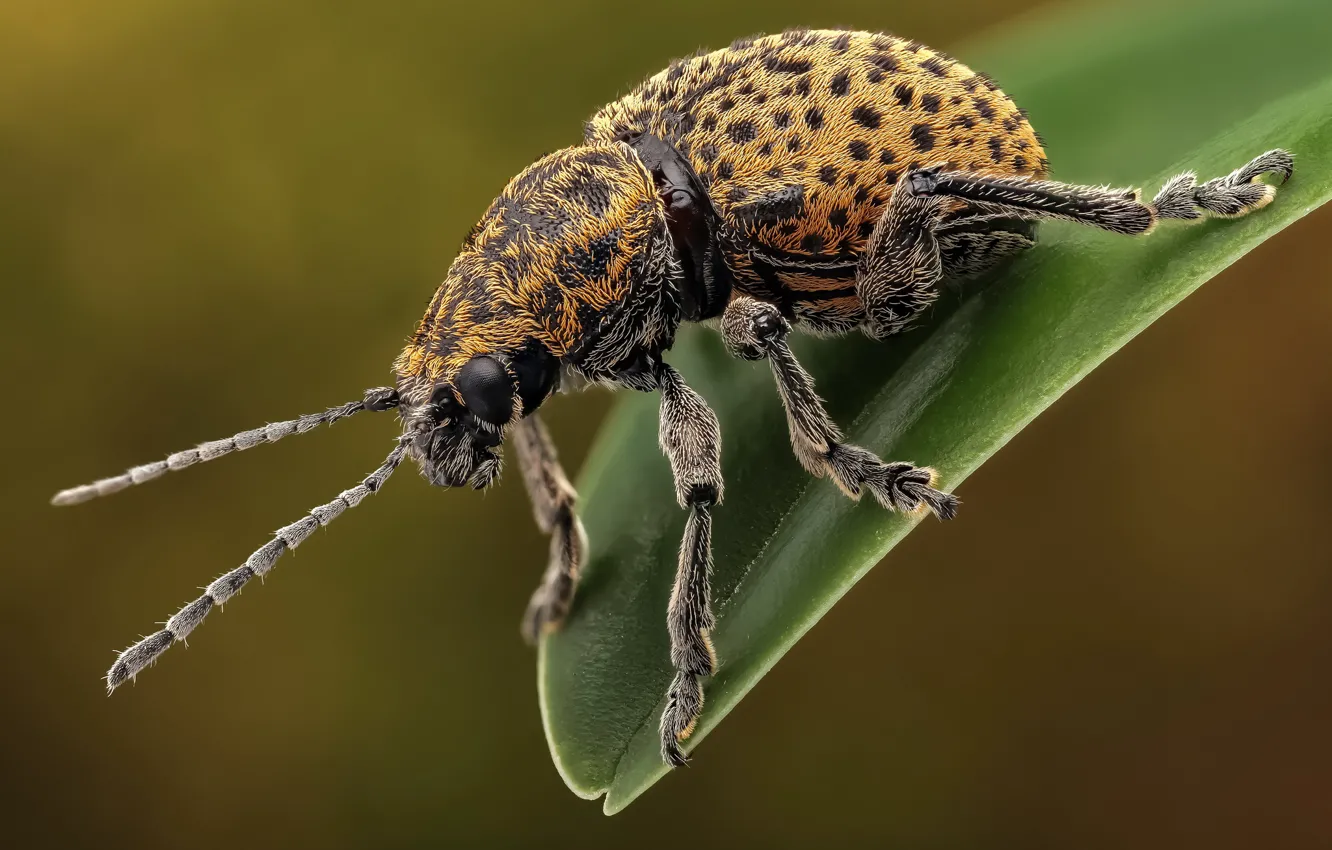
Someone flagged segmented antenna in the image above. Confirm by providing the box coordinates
[105,433,413,692]
[51,388,400,506]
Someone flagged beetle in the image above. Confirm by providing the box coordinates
[54,28,1293,768]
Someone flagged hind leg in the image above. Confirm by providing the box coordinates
[855,148,1291,337]
[853,177,951,340]
[937,212,1039,280]
[851,181,1035,338]
[907,149,1294,235]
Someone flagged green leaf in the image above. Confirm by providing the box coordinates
[540,0,1332,814]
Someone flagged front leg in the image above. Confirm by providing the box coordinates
[655,363,723,766]
[721,295,958,520]
[513,414,587,644]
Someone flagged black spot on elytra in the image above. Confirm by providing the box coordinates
[754,92,767,105]
[737,81,755,97]
[851,104,882,129]
[819,164,839,185]
[701,114,718,132]
[831,32,851,52]
[773,110,793,129]
[977,72,999,91]
[727,119,758,144]
[766,166,783,179]
[904,40,924,53]
[1013,155,1027,171]
[858,220,876,238]
[1002,115,1022,133]
[879,148,896,165]
[804,107,824,130]
[920,93,941,114]
[894,83,914,108]
[973,98,996,121]
[787,136,802,152]
[869,53,899,74]
[667,63,685,81]
[920,56,951,78]
[950,114,976,130]
[867,68,884,84]
[698,143,719,164]
[719,97,736,112]
[871,35,896,51]
[779,222,799,235]
[848,140,870,161]
[988,136,1005,162]
[758,141,773,157]
[716,161,735,180]
[828,207,848,229]
[910,124,936,153]
[844,171,859,187]
[800,233,824,253]
[853,185,870,204]
[951,95,964,105]
[765,54,813,75]
[794,76,812,97]
[829,71,850,96]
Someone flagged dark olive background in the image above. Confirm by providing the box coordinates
[2,0,1330,847]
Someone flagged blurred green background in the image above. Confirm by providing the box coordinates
[2,0,1330,847]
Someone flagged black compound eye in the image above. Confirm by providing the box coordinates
[456,355,514,425]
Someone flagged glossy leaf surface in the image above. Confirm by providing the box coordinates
[540,0,1332,813]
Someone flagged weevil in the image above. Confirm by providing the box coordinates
[54,29,1293,768]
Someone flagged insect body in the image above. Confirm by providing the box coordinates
[54,29,1294,769]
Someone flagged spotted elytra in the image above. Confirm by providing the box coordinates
[54,28,1293,769]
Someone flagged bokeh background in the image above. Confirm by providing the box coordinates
[2,0,1330,847]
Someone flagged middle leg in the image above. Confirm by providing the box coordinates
[721,296,958,520]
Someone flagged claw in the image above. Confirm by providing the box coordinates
[660,671,704,768]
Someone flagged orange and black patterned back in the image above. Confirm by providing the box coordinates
[586,29,1049,331]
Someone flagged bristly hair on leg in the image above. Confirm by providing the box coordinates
[51,387,400,506]
[104,432,414,693]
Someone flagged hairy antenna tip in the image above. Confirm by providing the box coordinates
[51,487,88,507]
[106,661,131,694]
[105,630,174,694]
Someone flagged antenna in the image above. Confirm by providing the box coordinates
[105,434,413,691]
[51,388,400,506]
